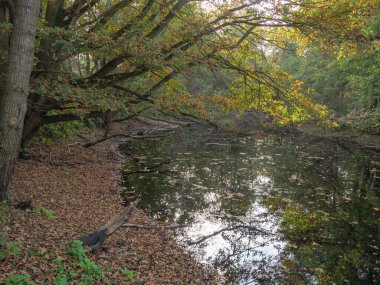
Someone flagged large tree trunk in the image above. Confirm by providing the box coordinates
[20,0,66,145]
[0,0,40,201]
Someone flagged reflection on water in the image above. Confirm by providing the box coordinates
[121,127,380,284]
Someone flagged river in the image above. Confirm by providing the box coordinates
[121,126,380,284]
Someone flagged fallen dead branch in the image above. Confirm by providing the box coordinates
[140,115,193,126]
[79,199,140,250]
[113,107,151,122]
[83,133,131,147]
[83,133,170,147]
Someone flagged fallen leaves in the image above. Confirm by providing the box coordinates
[1,121,218,284]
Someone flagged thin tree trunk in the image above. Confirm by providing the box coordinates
[0,0,40,201]
[35,0,64,74]
[0,0,13,52]
[85,53,91,75]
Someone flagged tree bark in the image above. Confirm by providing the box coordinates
[0,0,40,201]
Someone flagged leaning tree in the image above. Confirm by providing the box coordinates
[19,0,377,142]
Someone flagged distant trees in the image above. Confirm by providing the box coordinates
[18,0,376,141]
[278,4,380,133]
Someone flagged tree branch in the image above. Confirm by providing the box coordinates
[64,0,101,26]
[41,111,104,126]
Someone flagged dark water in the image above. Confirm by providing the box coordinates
[121,127,380,284]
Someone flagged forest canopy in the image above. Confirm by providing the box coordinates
[1,0,378,142]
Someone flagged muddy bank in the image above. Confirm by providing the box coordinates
[296,123,380,150]
[0,118,218,284]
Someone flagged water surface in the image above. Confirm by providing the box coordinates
[122,127,380,284]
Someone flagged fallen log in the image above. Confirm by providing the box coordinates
[140,115,193,126]
[83,133,170,148]
[83,133,131,147]
[79,199,140,250]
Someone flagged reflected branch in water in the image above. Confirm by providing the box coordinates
[188,224,275,246]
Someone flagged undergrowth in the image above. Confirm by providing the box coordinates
[339,108,380,135]
[32,206,55,220]
[0,234,23,262]
[28,118,100,147]
[0,240,135,285]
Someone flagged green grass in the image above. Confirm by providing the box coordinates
[33,206,55,219]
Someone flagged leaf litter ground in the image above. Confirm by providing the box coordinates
[0,119,218,284]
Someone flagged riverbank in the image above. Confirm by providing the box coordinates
[297,122,380,150]
[0,119,218,284]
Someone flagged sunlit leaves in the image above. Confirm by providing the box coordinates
[285,0,378,56]
[29,0,379,128]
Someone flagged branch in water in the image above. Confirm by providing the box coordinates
[188,224,274,245]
